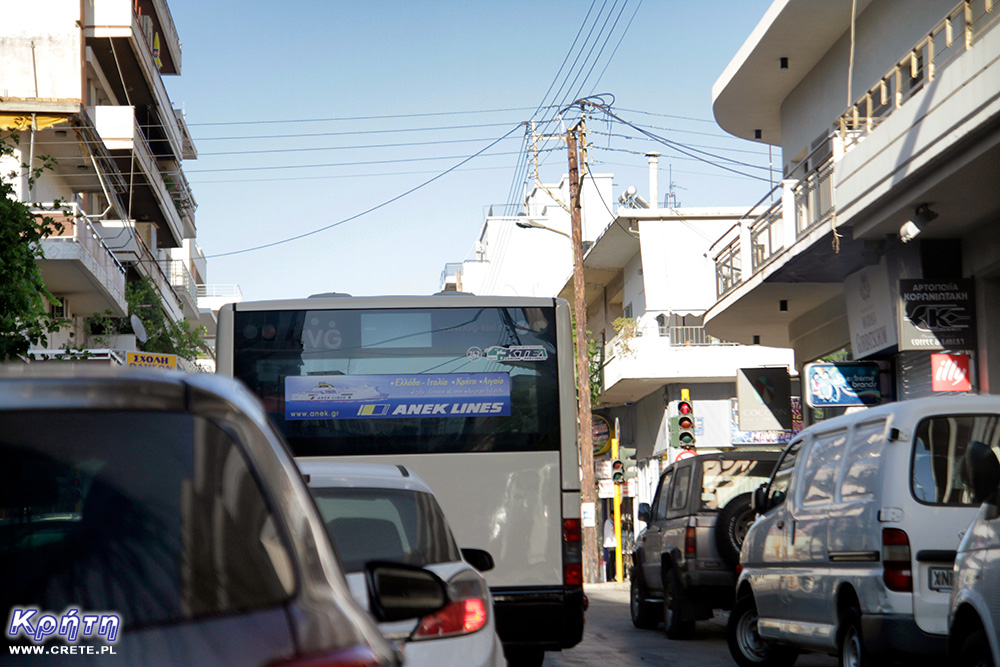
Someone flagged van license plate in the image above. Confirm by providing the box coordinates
[928,567,953,592]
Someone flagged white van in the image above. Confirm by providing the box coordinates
[727,395,1000,667]
[948,439,1000,667]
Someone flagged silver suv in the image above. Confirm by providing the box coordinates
[629,451,779,638]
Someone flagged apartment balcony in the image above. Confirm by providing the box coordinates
[89,105,186,247]
[84,0,184,161]
[599,325,794,406]
[36,204,128,316]
[166,259,199,318]
[198,284,244,313]
[706,0,1000,347]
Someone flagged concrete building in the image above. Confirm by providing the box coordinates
[0,0,237,368]
[706,0,1000,410]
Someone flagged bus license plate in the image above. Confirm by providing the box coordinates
[928,567,953,592]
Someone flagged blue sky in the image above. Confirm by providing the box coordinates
[165,1,774,301]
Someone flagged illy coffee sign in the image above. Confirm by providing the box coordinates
[899,279,976,351]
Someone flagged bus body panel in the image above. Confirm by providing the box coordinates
[216,296,584,652]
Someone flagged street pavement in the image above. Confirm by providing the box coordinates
[543,582,838,666]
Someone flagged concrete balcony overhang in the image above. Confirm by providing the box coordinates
[557,212,640,309]
[90,105,185,247]
[704,222,880,348]
[712,0,874,144]
[85,0,184,160]
[38,211,128,316]
[600,335,795,406]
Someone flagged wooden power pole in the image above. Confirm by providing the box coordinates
[567,118,598,584]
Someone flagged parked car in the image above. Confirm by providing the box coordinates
[949,439,1000,667]
[728,396,1000,667]
[629,450,780,637]
[0,365,447,666]
[297,460,506,667]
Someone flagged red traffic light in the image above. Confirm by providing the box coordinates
[678,400,693,415]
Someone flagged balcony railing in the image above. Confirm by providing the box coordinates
[166,259,198,306]
[36,203,127,306]
[198,284,243,300]
[836,0,1000,148]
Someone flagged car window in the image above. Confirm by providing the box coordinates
[311,487,461,572]
[800,430,847,507]
[840,419,886,501]
[700,458,778,511]
[0,410,296,629]
[767,439,802,509]
[911,414,1000,506]
[652,471,672,522]
[670,466,692,512]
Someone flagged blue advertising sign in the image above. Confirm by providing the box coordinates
[284,373,511,420]
[804,362,881,408]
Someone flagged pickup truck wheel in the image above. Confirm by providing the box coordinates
[716,492,755,566]
[630,571,660,629]
[727,594,798,667]
[663,570,694,640]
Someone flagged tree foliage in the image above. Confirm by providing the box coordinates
[126,276,207,363]
[0,135,64,361]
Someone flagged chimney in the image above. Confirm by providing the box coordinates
[647,152,661,210]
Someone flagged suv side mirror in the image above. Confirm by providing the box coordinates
[365,561,448,623]
[965,440,1000,504]
[461,547,495,573]
[752,485,770,513]
[637,502,651,524]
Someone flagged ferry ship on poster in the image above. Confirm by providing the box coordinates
[291,382,388,402]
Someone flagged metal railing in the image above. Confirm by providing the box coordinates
[750,201,784,272]
[166,259,198,305]
[715,235,743,299]
[198,284,244,300]
[836,0,999,147]
[668,326,736,347]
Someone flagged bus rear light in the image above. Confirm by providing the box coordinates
[882,527,913,592]
[563,518,581,543]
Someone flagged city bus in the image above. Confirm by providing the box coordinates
[216,294,584,665]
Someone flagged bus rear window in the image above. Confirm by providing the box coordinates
[233,306,561,454]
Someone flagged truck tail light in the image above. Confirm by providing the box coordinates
[882,527,912,592]
[685,525,697,557]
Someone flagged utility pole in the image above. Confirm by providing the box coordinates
[568,118,599,584]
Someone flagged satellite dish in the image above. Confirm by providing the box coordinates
[130,314,148,343]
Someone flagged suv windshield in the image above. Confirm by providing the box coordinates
[700,458,778,511]
[311,487,461,572]
[0,411,295,630]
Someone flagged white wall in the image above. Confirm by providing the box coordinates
[780,0,956,165]
[0,0,82,101]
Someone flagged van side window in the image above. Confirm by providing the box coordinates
[912,414,1000,505]
[670,466,692,511]
[841,419,886,501]
[653,471,673,521]
[767,440,802,508]
[800,431,847,506]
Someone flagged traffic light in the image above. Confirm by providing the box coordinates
[676,398,696,446]
[611,458,624,484]
[619,446,637,483]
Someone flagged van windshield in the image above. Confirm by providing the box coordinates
[912,414,1000,506]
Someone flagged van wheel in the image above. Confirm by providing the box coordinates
[630,571,660,629]
[956,628,994,667]
[716,492,755,566]
[727,594,798,667]
[838,609,870,667]
[663,570,694,639]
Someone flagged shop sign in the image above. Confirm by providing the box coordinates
[931,353,971,392]
[737,368,793,430]
[804,362,881,407]
[592,415,612,456]
[899,279,976,351]
[845,259,898,358]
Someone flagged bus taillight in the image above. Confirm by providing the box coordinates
[563,518,583,586]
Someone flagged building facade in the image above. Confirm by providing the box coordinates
[1,0,235,368]
[706,0,1000,411]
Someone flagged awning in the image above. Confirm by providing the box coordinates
[0,114,70,131]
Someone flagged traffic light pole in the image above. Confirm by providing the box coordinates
[568,119,599,585]
[612,431,623,583]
